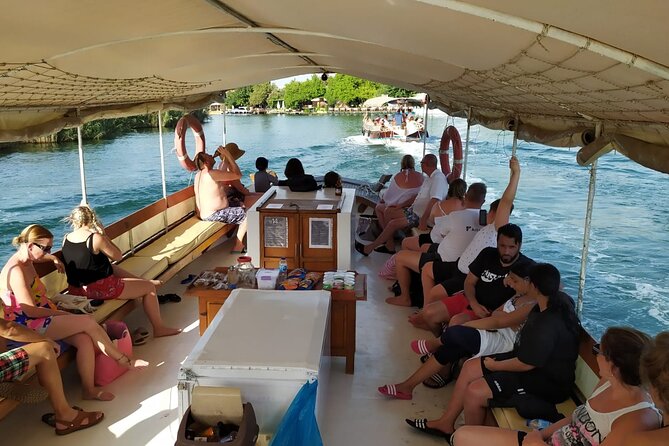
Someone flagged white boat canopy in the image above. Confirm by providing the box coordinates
[1,0,668,173]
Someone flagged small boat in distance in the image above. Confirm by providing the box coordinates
[361,95,427,143]
[226,106,250,115]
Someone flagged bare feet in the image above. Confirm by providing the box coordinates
[385,296,412,307]
[117,354,149,369]
[408,312,432,330]
[83,389,115,401]
[154,327,182,337]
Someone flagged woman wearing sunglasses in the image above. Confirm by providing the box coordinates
[1,224,148,401]
[453,326,661,446]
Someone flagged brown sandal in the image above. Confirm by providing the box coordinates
[55,409,104,435]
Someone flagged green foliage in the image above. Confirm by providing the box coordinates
[267,86,284,108]
[55,109,208,142]
[325,74,382,106]
[379,85,416,98]
[249,82,276,108]
[225,86,253,108]
[283,76,326,109]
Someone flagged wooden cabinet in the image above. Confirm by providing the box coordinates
[260,209,338,271]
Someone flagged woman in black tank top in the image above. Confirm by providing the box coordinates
[62,206,181,339]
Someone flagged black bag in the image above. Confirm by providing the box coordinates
[488,394,565,423]
[390,270,424,308]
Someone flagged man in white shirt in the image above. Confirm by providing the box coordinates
[355,154,448,255]
[386,183,487,306]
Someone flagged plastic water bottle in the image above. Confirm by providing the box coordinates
[278,257,288,274]
[277,257,288,288]
[526,419,551,430]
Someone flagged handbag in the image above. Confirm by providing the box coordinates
[51,293,95,314]
[356,215,381,242]
[94,320,132,386]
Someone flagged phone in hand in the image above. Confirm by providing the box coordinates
[479,209,488,226]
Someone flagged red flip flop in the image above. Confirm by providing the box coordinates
[378,384,412,400]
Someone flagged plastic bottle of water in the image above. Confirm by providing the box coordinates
[526,419,551,430]
[277,257,288,288]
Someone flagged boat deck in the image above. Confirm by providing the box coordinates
[0,238,455,445]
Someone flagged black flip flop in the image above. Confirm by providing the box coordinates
[422,372,453,389]
[405,419,452,442]
[373,246,396,255]
[158,293,181,304]
[354,241,369,257]
[420,353,432,364]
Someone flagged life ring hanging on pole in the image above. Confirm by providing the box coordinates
[439,125,464,182]
[174,114,206,171]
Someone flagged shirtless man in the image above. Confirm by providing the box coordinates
[194,148,247,252]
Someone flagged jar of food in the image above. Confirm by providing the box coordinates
[236,256,256,288]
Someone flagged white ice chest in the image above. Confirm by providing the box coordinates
[178,289,331,433]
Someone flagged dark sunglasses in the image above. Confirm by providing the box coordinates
[33,243,52,254]
[592,343,601,356]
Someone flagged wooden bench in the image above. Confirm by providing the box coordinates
[491,328,600,431]
[0,185,236,420]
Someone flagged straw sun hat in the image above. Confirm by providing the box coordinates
[223,142,245,160]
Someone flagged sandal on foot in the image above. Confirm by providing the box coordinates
[55,409,104,435]
[354,241,369,257]
[420,353,433,364]
[373,246,396,255]
[422,372,453,389]
[42,406,83,428]
[0,382,48,403]
[411,339,433,355]
[378,384,412,400]
[405,418,452,441]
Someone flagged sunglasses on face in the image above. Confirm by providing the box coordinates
[33,243,52,254]
[592,343,601,356]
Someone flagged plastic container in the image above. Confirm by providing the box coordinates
[256,269,280,290]
[526,418,551,430]
[278,258,288,274]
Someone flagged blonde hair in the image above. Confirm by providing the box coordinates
[12,224,53,246]
[400,155,415,170]
[65,206,104,233]
[641,331,669,411]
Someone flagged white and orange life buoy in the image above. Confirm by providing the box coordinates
[439,125,464,182]
[174,115,206,171]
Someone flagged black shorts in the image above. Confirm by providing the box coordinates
[481,352,569,404]
[418,233,433,246]
[418,252,441,269]
[433,260,466,296]
[427,243,439,254]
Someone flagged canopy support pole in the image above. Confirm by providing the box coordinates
[76,126,88,205]
[222,102,228,146]
[158,112,169,233]
[511,116,519,157]
[576,123,602,317]
[463,107,472,181]
[422,96,429,157]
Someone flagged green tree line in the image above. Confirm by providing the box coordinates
[225,75,415,110]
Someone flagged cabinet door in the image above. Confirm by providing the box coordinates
[261,213,299,260]
[300,213,337,270]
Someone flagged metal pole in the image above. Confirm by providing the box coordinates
[511,116,519,157]
[463,107,472,181]
[222,102,228,146]
[422,95,429,157]
[158,112,168,200]
[76,126,88,205]
[576,123,602,316]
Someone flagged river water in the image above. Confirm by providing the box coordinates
[0,112,667,338]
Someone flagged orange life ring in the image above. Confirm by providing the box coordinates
[174,115,206,171]
[439,125,464,182]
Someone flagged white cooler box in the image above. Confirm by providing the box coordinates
[178,289,331,434]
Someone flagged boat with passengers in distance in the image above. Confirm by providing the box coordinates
[361,95,427,143]
[0,2,668,445]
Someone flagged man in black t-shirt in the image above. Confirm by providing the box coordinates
[422,223,531,334]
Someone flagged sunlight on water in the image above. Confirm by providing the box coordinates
[0,112,667,337]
